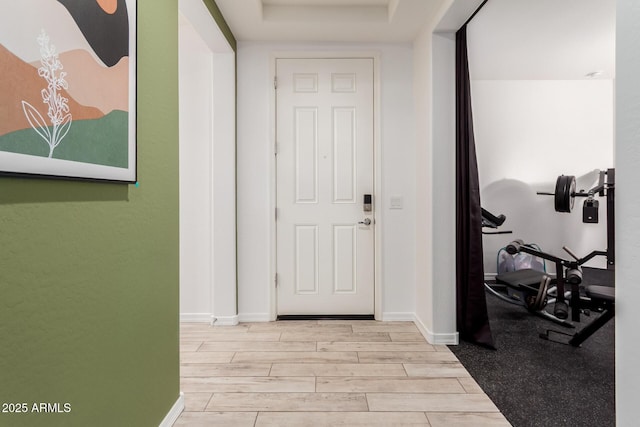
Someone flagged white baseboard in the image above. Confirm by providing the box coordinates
[381,312,415,321]
[159,392,184,427]
[238,312,271,322]
[180,313,213,323]
[180,314,240,325]
[413,314,459,345]
[484,272,497,281]
[212,315,239,326]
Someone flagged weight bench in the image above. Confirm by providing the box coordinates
[492,269,616,345]
[567,285,615,347]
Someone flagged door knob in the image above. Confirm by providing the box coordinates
[358,218,372,226]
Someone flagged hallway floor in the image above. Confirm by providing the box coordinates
[174,321,510,426]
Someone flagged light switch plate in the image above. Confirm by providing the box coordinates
[390,195,403,209]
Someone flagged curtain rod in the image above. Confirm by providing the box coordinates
[462,0,489,28]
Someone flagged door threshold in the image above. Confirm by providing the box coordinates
[276,314,375,321]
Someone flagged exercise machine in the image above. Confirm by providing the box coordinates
[537,168,615,270]
[483,169,615,346]
[482,213,573,328]
[504,239,614,346]
[537,169,615,345]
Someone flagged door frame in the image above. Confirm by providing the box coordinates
[268,51,382,320]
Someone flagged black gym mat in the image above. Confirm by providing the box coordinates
[450,268,615,427]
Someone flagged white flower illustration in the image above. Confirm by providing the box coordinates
[22,29,73,158]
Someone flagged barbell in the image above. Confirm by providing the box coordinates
[537,175,580,213]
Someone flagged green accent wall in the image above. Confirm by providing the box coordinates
[0,1,180,426]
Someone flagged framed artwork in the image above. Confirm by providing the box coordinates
[0,0,137,183]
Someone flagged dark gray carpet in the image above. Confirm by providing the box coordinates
[449,269,615,427]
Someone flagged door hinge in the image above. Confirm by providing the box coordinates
[274,141,278,156]
[274,76,278,90]
[275,207,278,220]
[275,273,279,287]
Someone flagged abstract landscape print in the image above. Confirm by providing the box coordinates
[0,0,136,182]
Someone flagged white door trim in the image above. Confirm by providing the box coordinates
[268,51,382,320]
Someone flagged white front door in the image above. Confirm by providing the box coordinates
[276,58,375,315]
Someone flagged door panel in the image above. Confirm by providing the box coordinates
[276,58,374,315]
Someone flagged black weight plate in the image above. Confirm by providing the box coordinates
[555,175,568,212]
[554,175,576,213]
[553,176,562,211]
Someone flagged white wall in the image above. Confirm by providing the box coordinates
[430,31,457,338]
[236,41,416,321]
[178,3,237,325]
[615,0,640,424]
[412,0,481,345]
[179,18,214,320]
[210,53,237,324]
[413,26,435,338]
[235,42,272,321]
[377,45,418,319]
[472,80,614,273]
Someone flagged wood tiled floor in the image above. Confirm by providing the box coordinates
[174,321,511,426]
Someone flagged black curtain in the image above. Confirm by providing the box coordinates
[455,24,494,348]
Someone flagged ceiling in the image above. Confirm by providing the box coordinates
[214,0,444,43]
[214,0,616,80]
[467,0,616,80]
